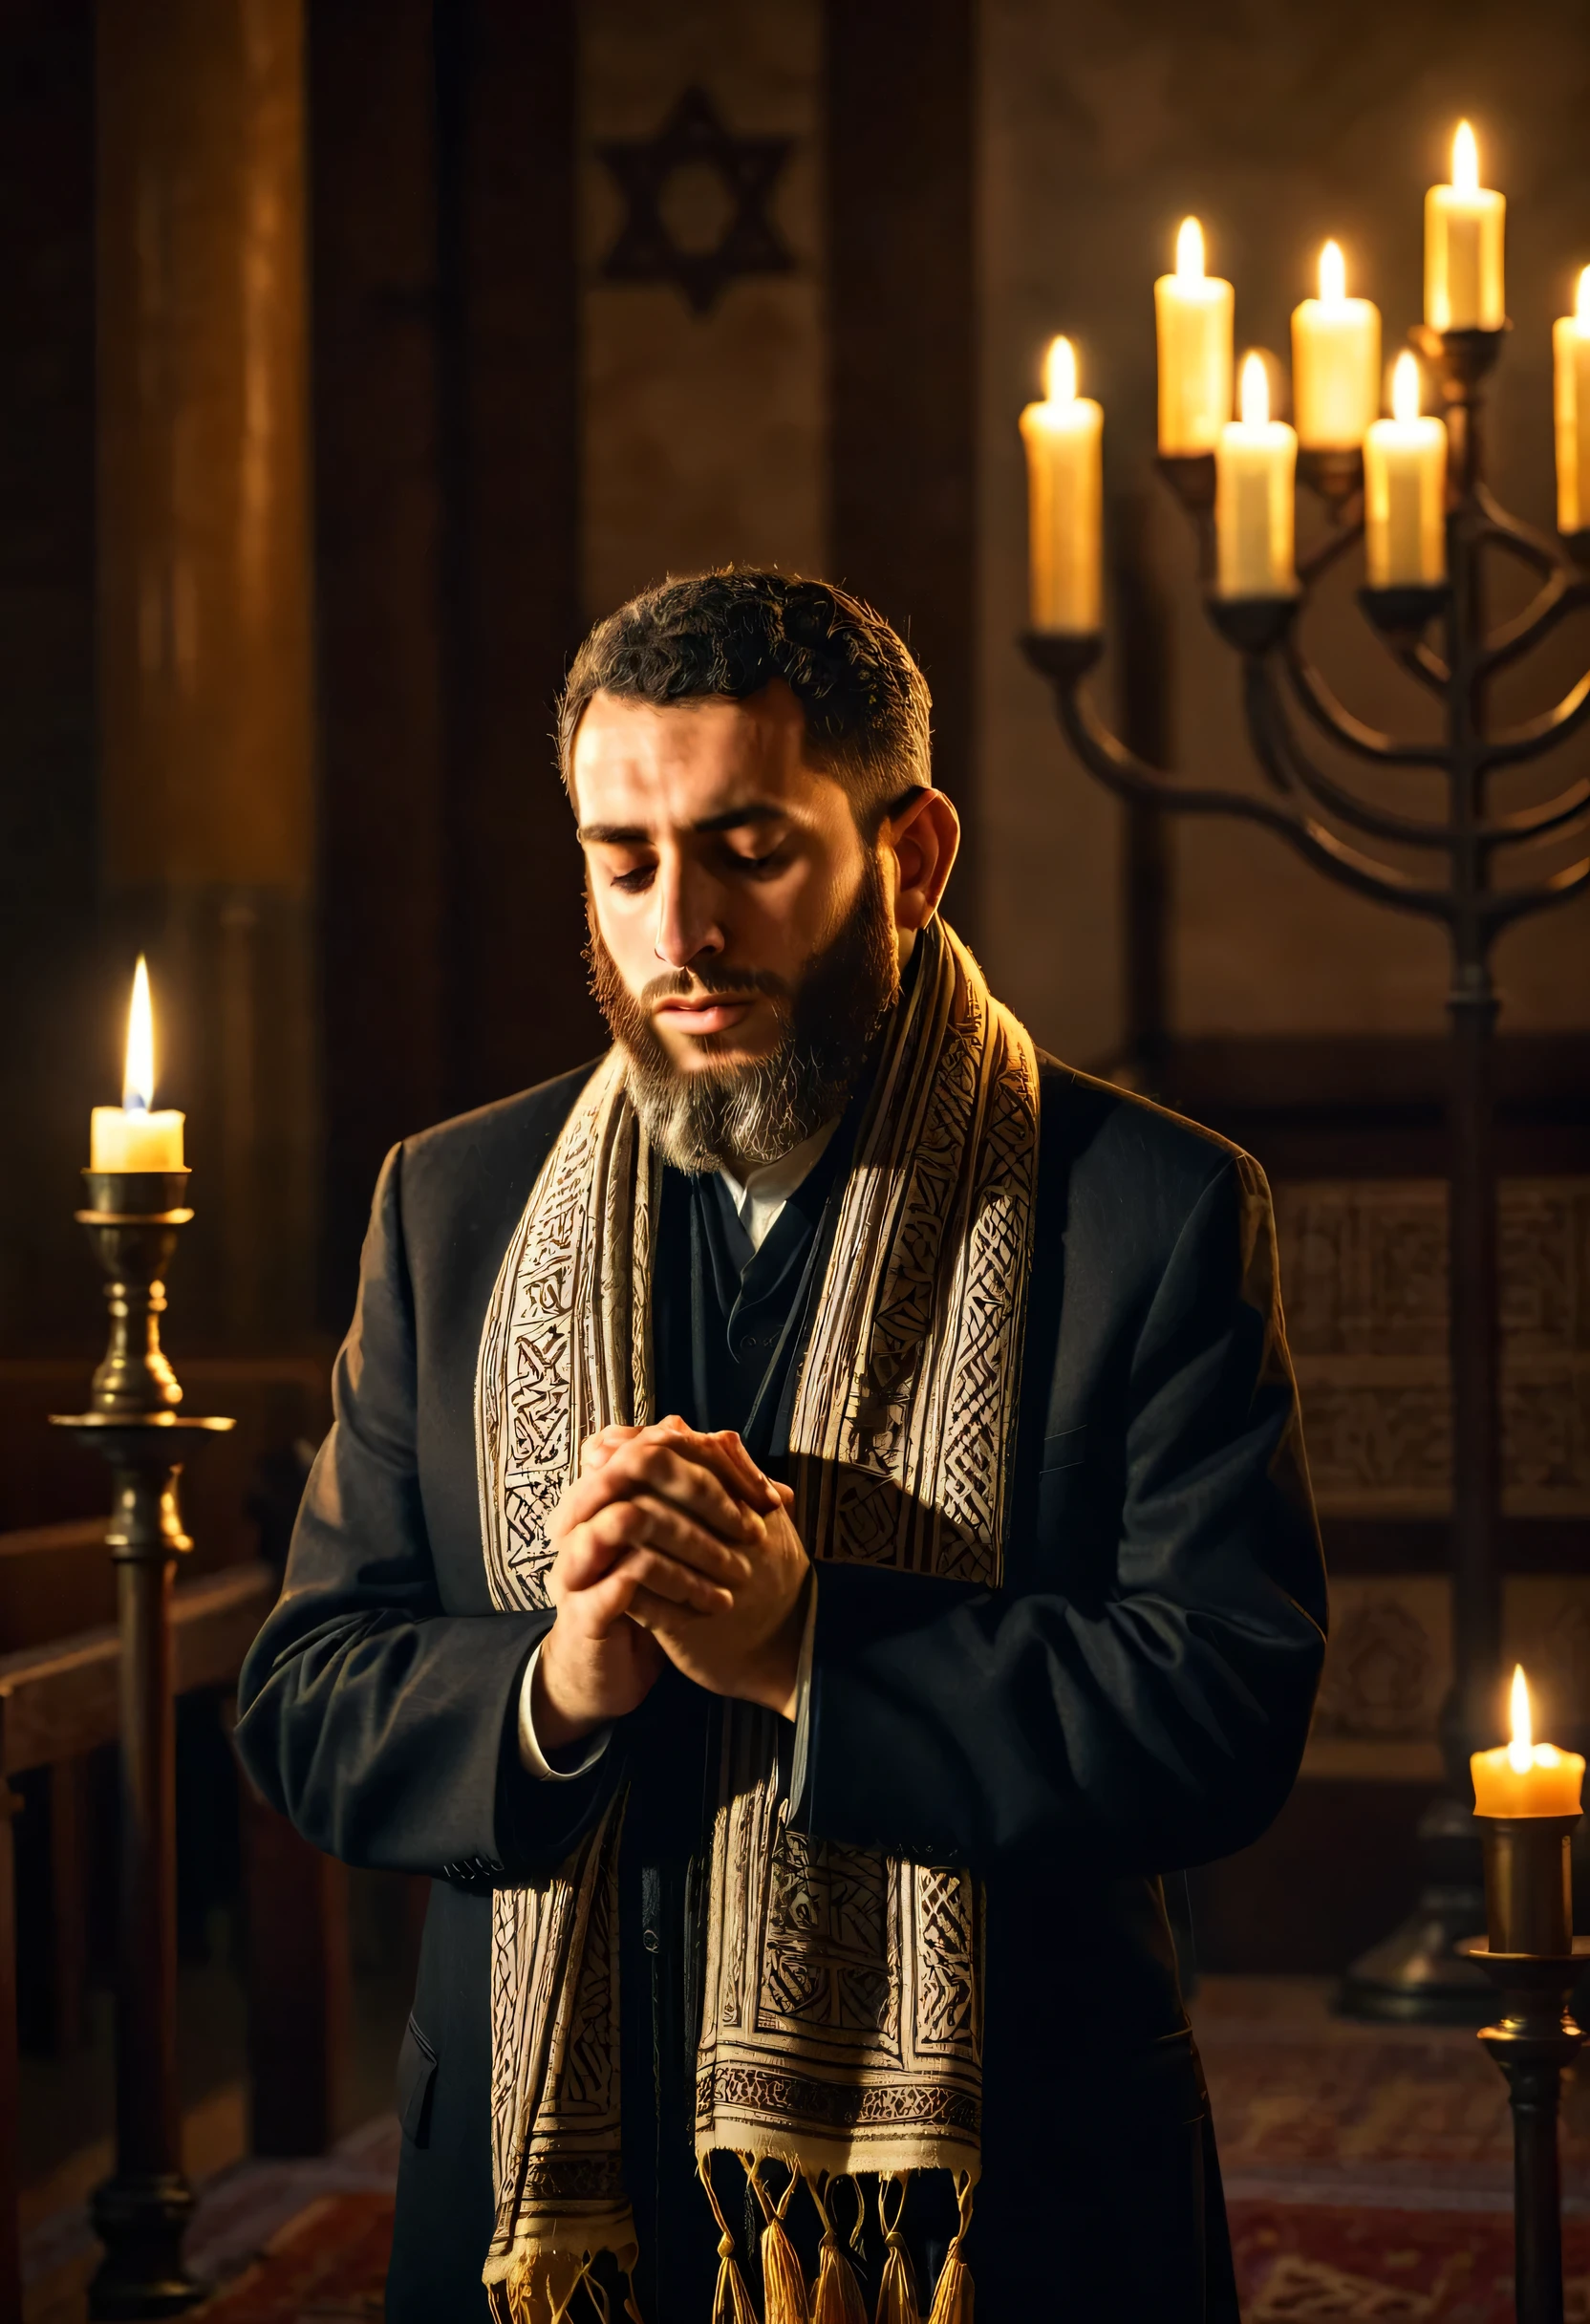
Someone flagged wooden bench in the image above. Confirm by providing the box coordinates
[0,1555,345,2323]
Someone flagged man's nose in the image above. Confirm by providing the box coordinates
[652,861,724,970]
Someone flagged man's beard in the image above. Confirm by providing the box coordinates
[588,856,899,1175]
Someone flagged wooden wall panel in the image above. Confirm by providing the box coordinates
[310,0,450,1318]
[0,1,98,1355]
[437,0,599,1119]
[826,0,979,941]
[313,0,594,1323]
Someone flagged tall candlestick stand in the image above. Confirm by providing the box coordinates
[50,1172,232,2318]
[1023,320,1590,2023]
[1462,1809,1590,2324]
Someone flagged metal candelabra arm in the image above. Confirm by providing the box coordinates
[1021,318,1590,2026]
[1027,630,1475,918]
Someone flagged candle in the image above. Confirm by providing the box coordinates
[90,958,185,1172]
[1019,336,1105,635]
[1425,119,1505,332]
[1155,217,1234,455]
[1364,353,1448,587]
[1292,240,1381,450]
[1553,266,1590,534]
[1472,1665,1584,1818]
[1215,353,1298,597]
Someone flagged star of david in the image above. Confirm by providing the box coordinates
[597,85,796,317]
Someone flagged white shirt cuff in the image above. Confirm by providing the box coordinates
[517,1636,612,1780]
[788,1568,819,1805]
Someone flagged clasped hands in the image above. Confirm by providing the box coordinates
[533,1417,811,1754]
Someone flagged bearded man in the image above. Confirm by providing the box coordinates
[237,570,1326,2323]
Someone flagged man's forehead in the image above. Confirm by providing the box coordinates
[570,683,826,830]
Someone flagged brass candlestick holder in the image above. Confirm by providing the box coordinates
[1462,1815,1590,2324]
[50,1172,232,2319]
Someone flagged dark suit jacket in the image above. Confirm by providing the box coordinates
[235,1053,1327,2321]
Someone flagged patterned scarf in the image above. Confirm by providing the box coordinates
[474,920,1040,2320]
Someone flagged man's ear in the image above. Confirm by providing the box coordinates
[884,788,960,932]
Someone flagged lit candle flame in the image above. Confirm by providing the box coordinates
[1391,350,1422,425]
[1577,265,1590,328]
[1044,334,1078,405]
[123,956,155,1114]
[1509,1663,1534,1775]
[1238,351,1270,428]
[1452,119,1479,196]
[1319,239,1346,306]
[1175,216,1205,283]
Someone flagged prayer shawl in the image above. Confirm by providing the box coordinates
[474,920,1040,2320]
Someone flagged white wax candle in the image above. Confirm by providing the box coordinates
[90,1105,186,1173]
[90,957,185,1173]
[1553,268,1590,534]
[1155,217,1234,454]
[1364,353,1448,586]
[1425,120,1505,332]
[1019,336,1105,633]
[1292,240,1381,450]
[1215,354,1298,597]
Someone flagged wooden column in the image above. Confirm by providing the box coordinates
[312,0,594,1325]
[97,0,317,1350]
[826,0,979,940]
[311,0,449,1317]
[435,0,594,1119]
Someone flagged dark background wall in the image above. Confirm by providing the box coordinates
[1,1,97,1353]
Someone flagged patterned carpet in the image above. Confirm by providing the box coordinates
[25,1976,1590,2319]
[1200,1975,1590,2320]
[1229,2206,1590,2322]
[193,2193,394,2321]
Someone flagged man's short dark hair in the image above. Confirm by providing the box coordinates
[557,570,933,828]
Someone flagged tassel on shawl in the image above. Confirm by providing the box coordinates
[924,2177,975,2324]
[500,2251,612,2324]
[873,2178,923,2324]
[804,2175,867,2324]
[748,2158,811,2324]
[698,2157,760,2324]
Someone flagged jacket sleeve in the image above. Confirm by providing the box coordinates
[794,1153,1327,1876]
[234,1143,615,1878]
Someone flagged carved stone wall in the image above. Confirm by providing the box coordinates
[1276,1177,1590,1517]
[1306,1574,1590,1778]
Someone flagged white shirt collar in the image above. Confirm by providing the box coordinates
[718,1117,842,1254]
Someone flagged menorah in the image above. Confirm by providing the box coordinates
[1022,313,1590,2020]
